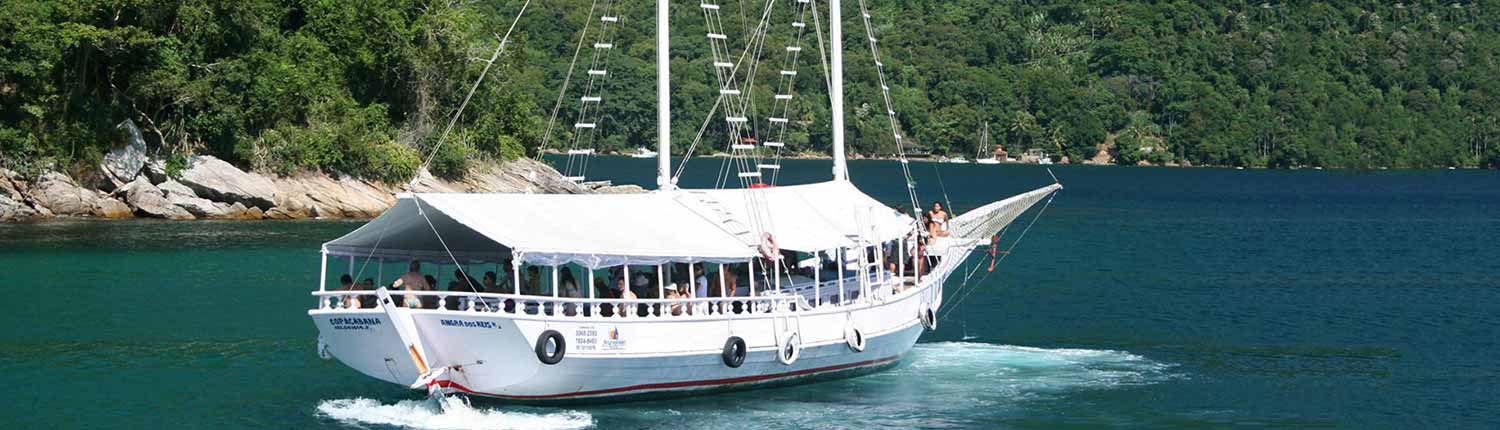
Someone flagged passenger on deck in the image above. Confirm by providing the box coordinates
[693,263,709,299]
[360,278,377,308]
[391,260,431,308]
[559,268,581,298]
[927,202,950,237]
[665,282,690,316]
[482,271,501,293]
[523,266,542,296]
[423,275,440,308]
[613,277,637,317]
[337,274,357,309]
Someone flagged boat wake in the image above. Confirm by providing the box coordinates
[316,396,593,430]
[897,342,1178,394]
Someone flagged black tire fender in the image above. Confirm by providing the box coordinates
[722,336,747,368]
[535,330,566,365]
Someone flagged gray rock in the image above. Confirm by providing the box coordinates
[0,194,44,221]
[92,195,134,219]
[178,155,277,209]
[155,179,224,217]
[595,184,648,194]
[31,172,104,216]
[116,177,195,220]
[104,119,149,183]
[144,159,170,184]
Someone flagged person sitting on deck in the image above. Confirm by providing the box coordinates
[359,278,377,308]
[482,271,501,293]
[665,282,691,316]
[444,269,479,310]
[391,260,430,308]
[613,277,637,317]
[336,274,357,309]
[559,268,581,298]
[927,201,949,229]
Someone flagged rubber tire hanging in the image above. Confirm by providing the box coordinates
[535,330,566,365]
[722,336,747,368]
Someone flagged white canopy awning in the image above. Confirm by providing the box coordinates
[323,180,916,269]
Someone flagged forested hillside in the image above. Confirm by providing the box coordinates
[4,1,1498,180]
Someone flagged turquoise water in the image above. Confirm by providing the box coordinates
[2,159,1497,429]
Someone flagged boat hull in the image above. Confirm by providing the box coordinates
[311,273,947,404]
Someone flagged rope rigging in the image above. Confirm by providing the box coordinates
[938,191,1057,322]
[762,0,812,185]
[413,0,532,186]
[853,0,922,224]
[560,0,623,183]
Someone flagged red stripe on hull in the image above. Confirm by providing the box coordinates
[434,354,905,400]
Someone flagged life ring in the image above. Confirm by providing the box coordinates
[535,330,566,365]
[844,324,866,352]
[722,336,747,368]
[920,303,938,331]
[758,233,780,261]
[777,332,801,365]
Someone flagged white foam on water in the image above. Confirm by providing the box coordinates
[316,395,593,430]
[900,342,1177,393]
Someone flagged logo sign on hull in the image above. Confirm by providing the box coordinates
[329,317,382,331]
[440,319,502,330]
[574,325,627,352]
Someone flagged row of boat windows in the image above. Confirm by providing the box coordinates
[325,243,941,310]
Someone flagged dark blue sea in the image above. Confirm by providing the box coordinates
[1,157,1496,429]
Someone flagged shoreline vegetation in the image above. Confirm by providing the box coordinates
[3,1,1499,222]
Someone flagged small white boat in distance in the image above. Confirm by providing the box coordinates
[629,147,658,158]
[944,156,970,164]
[975,123,1001,164]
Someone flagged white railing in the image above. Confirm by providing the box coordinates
[312,276,915,321]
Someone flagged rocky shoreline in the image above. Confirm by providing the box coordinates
[1,155,643,223]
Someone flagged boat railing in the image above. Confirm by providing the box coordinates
[311,289,838,320]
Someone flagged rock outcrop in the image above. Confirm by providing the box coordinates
[29,171,132,217]
[5,153,606,222]
[0,195,43,221]
[178,155,278,209]
[158,179,228,219]
[104,119,149,183]
[116,177,195,220]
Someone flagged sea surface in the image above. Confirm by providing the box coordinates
[1,158,1497,429]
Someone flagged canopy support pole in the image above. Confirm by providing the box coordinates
[774,257,782,293]
[748,259,757,297]
[348,256,355,281]
[513,260,521,295]
[814,252,822,307]
[899,236,906,283]
[319,250,329,292]
[688,264,697,297]
[837,248,846,304]
[657,264,666,301]
[552,265,560,298]
[718,264,728,297]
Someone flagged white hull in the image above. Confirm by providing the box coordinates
[311,253,964,403]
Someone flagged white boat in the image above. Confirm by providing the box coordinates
[944,156,970,164]
[975,122,1001,164]
[628,147,658,158]
[308,0,1061,404]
